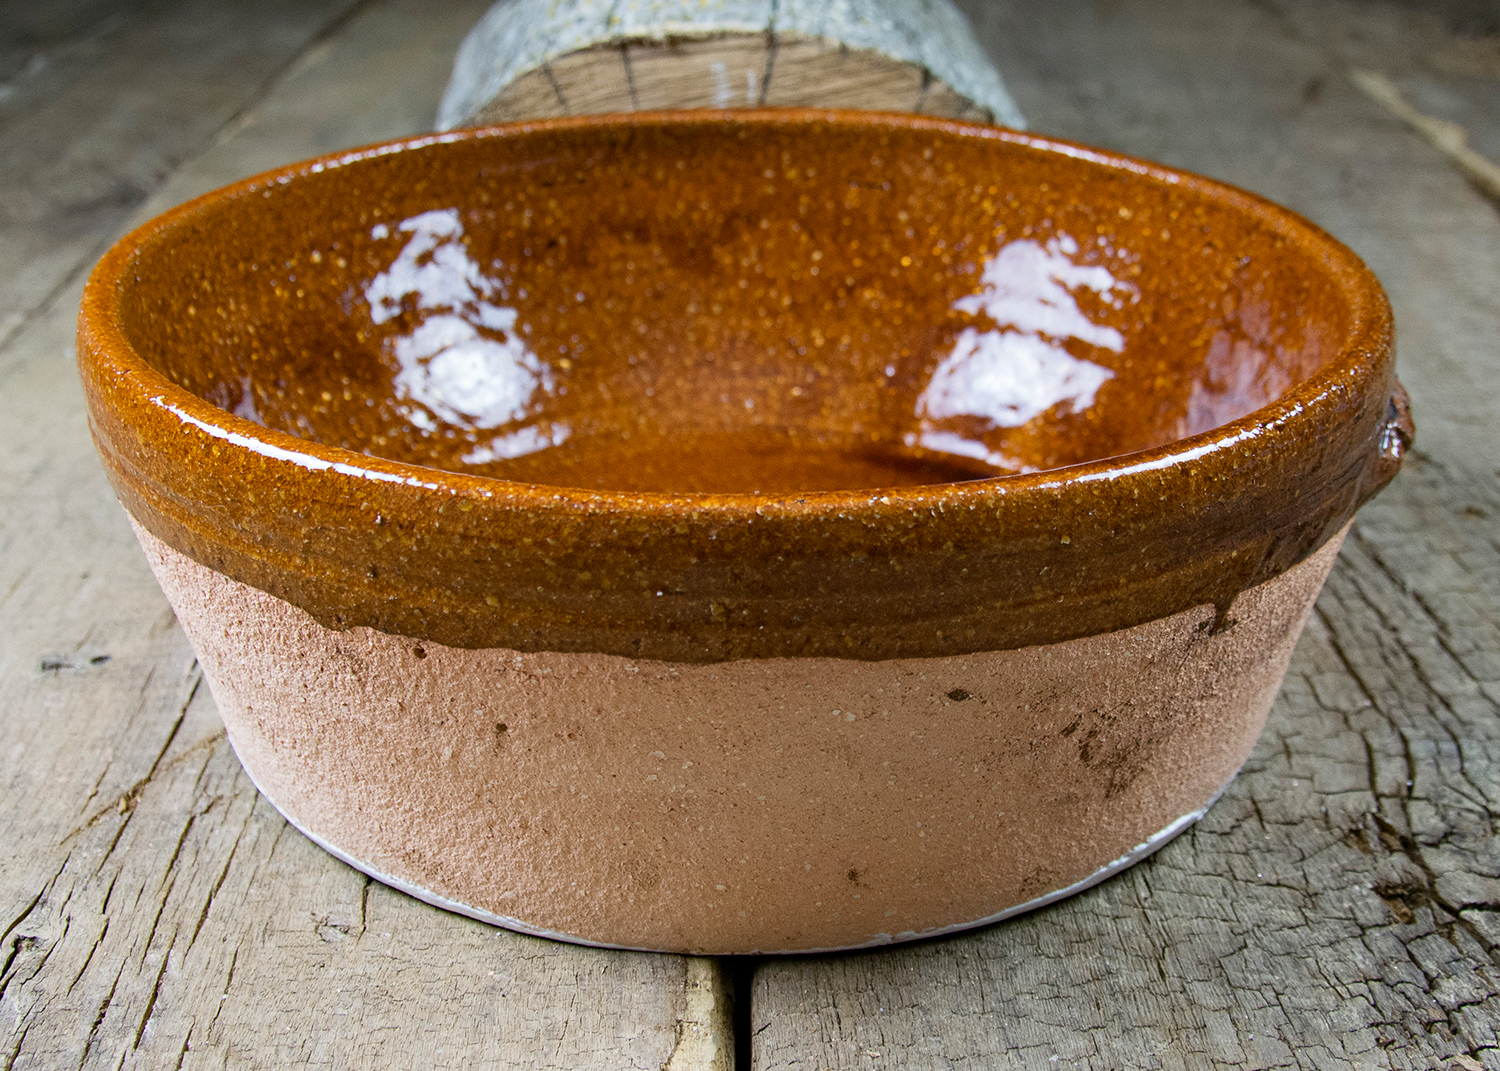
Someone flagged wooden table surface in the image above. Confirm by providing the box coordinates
[3,1,1498,1067]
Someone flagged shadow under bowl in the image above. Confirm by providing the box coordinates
[79,110,1409,954]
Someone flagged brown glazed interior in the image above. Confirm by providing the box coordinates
[79,111,1408,663]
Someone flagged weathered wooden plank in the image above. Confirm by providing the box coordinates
[0,0,126,78]
[0,1,725,1067]
[0,0,363,351]
[752,1,1500,1066]
[755,454,1500,1069]
[8,0,1497,1064]
[1263,0,1500,203]
[1264,0,1500,161]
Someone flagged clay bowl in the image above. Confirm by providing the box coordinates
[79,110,1409,954]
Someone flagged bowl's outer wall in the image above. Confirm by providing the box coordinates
[78,111,1408,663]
[135,521,1348,954]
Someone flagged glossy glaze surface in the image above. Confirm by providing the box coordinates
[79,111,1408,662]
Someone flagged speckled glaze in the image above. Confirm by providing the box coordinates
[80,111,1407,664]
[78,111,1409,952]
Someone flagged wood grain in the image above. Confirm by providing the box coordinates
[5,0,1498,1066]
[0,0,362,355]
[468,33,994,127]
[752,0,1500,1066]
[0,2,728,1068]
[437,0,1025,130]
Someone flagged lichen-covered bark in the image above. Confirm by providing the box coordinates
[435,0,1025,130]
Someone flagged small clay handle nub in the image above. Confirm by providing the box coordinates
[1377,379,1415,477]
[437,0,1026,130]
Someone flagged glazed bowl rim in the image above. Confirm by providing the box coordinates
[82,108,1393,517]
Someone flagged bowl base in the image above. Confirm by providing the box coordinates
[235,739,1228,954]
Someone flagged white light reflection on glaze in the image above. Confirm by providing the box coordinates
[366,209,553,435]
[915,235,1127,464]
[1063,399,1304,486]
[1179,302,1298,439]
[159,399,443,490]
[904,428,1028,473]
[231,375,262,425]
[462,422,572,465]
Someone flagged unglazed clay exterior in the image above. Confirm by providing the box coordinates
[139,523,1343,954]
[78,111,1411,952]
